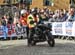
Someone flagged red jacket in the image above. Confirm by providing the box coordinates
[20,14,29,26]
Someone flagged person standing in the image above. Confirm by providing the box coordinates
[20,9,29,37]
[13,12,20,25]
[66,8,75,21]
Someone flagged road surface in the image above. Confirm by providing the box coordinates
[0,39,75,55]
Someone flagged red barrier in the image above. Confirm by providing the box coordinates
[7,24,16,37]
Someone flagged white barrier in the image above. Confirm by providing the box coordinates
[52,22,75,37]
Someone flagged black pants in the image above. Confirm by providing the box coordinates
[28,28,35,44]
[26,26,29,37]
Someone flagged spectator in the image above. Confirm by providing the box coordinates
[1,17,7,26]
[58,13,67,22]
[8,15,13,24]
[13,12,20,24]
[0,19,2,26]
[3,14,8,24]
[51,15,59,22]
[66,8,75,21]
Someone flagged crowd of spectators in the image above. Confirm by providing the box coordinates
[0,7,75,26]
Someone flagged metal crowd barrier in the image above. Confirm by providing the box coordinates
[0,21,75,40]
[44,21,75,40]
[0,24,27,40]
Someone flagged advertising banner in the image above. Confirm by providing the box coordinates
[52,22,74,36]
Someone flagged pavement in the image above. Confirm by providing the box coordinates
[0,39,75,55]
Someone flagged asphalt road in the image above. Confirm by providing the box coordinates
[0,39,75,55]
